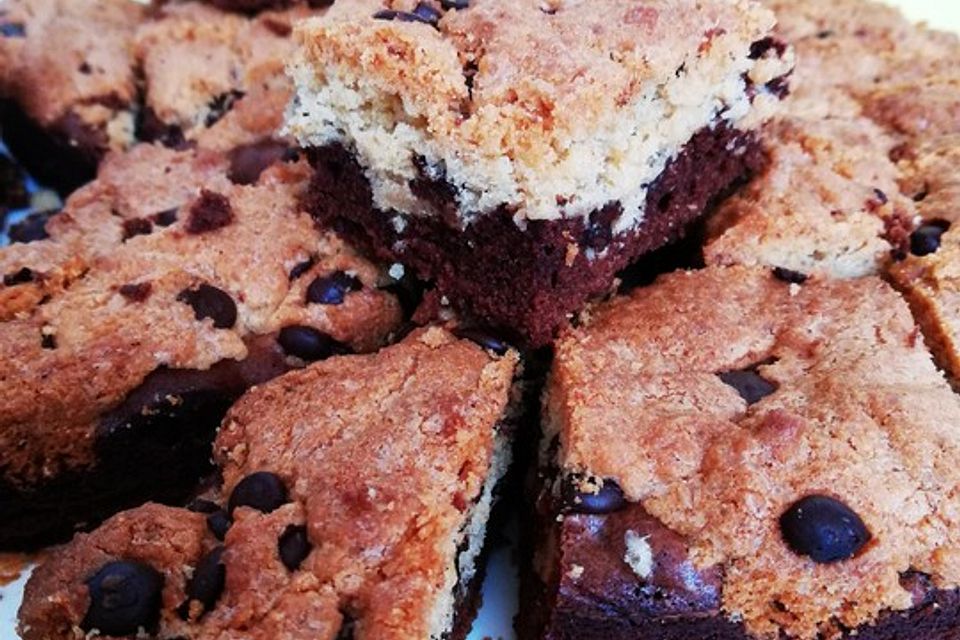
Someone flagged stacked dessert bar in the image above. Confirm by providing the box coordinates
[4,0,960,639]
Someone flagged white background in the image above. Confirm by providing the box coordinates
[0,1,956,639]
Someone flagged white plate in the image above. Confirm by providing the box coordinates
[0,1,955,638]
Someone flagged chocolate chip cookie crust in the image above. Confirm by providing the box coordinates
[528,266,960,640]
[18,328,519,640]
[0,143,402,549]
[287,0,793,345]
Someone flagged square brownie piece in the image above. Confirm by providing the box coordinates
[19,328,519,640]
[528,266,960,639]
[0,143,403,549]
[286,0,793,346]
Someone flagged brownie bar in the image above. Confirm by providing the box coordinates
[308,124,765,347]
[0,144,402,549]
[534,266,960,639]
[286,0,793,346]
[523,485,960,640]
[18,328,519,639]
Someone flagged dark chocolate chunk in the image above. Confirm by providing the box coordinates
[561,477,627,514]
[780,495,870,563]
[40,333,56,349]
[9,209,58,244]
[180,547,226,619]
[440,0,469,9]
[227,139,293,185]
[453,327,510,356]
[136,107,188,150]
[3,266,34,286]
[186,498,220,514]
[228,471,288,514]
[373,3,440,25]
[277,325,350,361]
[177,284,238,329]
[748,36,786,59]
[0,22,25,37]
[718,368,777,404]
[206,510,232,541]
[289,256,316,281]
[910,220,950,257]
[118,282,152,303]
[204,90,245,128]
[151,208,178,227]
[81,561,164,636]
[122,217,153,241]
[306,271,362,305]
[278,524,312,571]
[772,267,808,284]
[186,190,234,234]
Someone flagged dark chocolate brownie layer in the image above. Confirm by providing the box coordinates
[522,478,960,640]
[306,124,765,347]
[0,336,289,550]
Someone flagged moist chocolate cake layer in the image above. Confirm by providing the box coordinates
[306,124,765,348]
[0,101,105,195]
[0,336,290,550]
[521,481,960,640]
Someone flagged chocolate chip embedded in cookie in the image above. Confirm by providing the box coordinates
[528,266,960,640]
[0,143,402,549]
[19,328,519,640]
[287,0,793,346]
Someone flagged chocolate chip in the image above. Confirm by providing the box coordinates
[81,561,164,636]
[278,524,311,571]
[718,368,777,404]
[179,547,226,619]
[748,37,786,59]
[780,495,870,563]
[119,282,152,303]
[910,220,950,257]
[373,3,440,25]
[440,0,468,8]
[41,333,56,350]
[289,256,316,281]
[306,271,362,305]
[151,208,178,227]
[122,217,153,241]
[277,325,350,361]
[228,471,288,514]
[9,209,57,244]
[187,498,220,514]
[186,190,234,234]
[453,327,510,355]
[227,139,293,185]
[561,477,627,514]
[207,510,232,541]
[3,267,34,286]
[204,90,245,128]
[772,267,808,284]
[0,22,25,37]
[136,107,187,149]
[177,284,238,329]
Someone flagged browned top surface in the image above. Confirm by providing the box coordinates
[0,143,402,486]
[548,265,960,638]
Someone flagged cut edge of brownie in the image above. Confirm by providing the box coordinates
[0,100,108,195]
[0,335,290,550]
[305,122,767,348]
[520,459,960,640]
